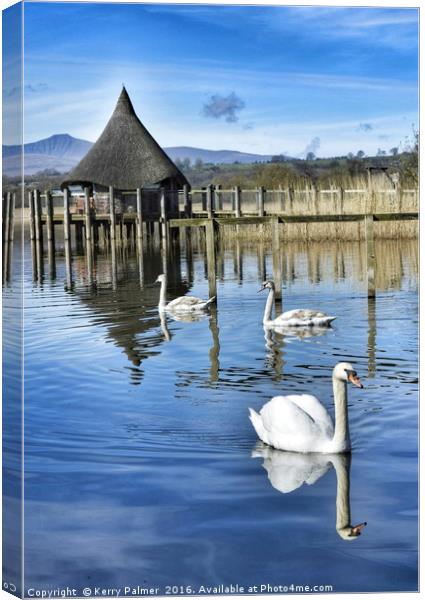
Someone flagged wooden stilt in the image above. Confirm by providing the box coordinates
[234,186,241,217]
[84,187,92,243]
[271,217,282,300]
[205,219,217,299]
[45,190,55,249]
[34,189,44,265]
[4,192,11,245]
[365,214,375,298]
[9,193,15,243]
[160,188,168,240]
[206,185,214,219]
[183,184,191,217]
[258,186,265,217]
[136,188,143,243]
[109,186,116,242]
[29,190,36,242]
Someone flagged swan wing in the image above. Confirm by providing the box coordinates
[287,394,334,437]
[167,295,206,310]
[260,395,322,439]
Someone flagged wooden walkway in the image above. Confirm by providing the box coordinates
[2,187,419,300]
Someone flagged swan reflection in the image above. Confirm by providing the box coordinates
[252,444,367,541]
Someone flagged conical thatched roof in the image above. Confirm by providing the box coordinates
[61,87,189,190]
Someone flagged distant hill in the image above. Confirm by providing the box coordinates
[2,134,274,176]
[164,146,273,165]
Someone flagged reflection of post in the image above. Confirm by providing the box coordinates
[86,239,94,285]
[185,228,194,283]
[31,239,38,281]
[35,239,44,282]
[234,238,243,282]
[111,237,118,290]
[208,306,220,382]
[47,239,56,279]
[367,296,376,377]
[65,237,72,288]
[161,231,169,276]
[365,215,375,298]
[264,327,284,381]
[3,193,11,282]
[205,220,217,299]
[137,230,144,288]
[257,242,266,282]
[271,217,282,300]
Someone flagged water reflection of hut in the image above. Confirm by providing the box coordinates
[69,248,189,385]
[61,87,189,217]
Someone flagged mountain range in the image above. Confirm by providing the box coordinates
[2,134,274,176]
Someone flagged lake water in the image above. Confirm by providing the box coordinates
[4,232,418,594]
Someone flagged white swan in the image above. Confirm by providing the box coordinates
[252,445,367,540]
[259,280,336,327]
[249,362,363,453]
[156,273,215,313]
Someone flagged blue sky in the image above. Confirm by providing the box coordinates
[8,2,420,156]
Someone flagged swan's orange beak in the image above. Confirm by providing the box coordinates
[348,373,363,388]
[350,522,367,536]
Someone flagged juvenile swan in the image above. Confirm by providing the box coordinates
[249,362,363,453]
[259,280,336,327]
[156,274,215,312]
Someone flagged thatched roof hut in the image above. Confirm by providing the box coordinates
[61,87,189,191]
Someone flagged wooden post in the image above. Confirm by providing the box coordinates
[258,186,265,216]
[136,187,143,242]
[84,186,92,242]
[288,187,294,213]
[8,193,15,243]
[339,188,344,214]
[206,184,214,219]
[160,187,168,239]
[3,193,11,244]
[183,184,191,217]
[214,184,222,211]
[109,186,116,241]
[271,217,282,300]
[205,219,217,299]
[312,185,318,214]
[34,189,43,248]
[45,190,54,244]
[365,215,375,298]
[29,190,36,241]
[234,186,241,217]
[279,185,285,213]
[63,188,71,243]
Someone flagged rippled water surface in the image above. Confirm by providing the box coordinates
[10,233,419,593]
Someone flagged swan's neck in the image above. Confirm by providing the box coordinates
[332,455,351,535]
[263,288,275,324]
[158,277,167,309]
[332,377,350,450]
